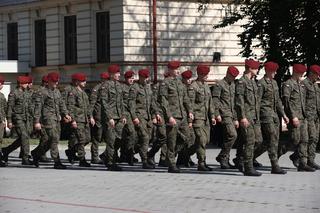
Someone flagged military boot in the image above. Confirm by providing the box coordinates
[99,153,108,165]
[106,163,122,171]
[1,148,8,162]
[158,159,168,167]
[39,154,51,163]
[79,159,91,167]
[243,162,262,176]
[216,156,230,169]
[54,161,67,169]
[65,149,74,164]
[197,162,210,171]
[168,165,180,173]
[289,153,299,168]
[142,162,155,169]
[233,158,244,172]
[271,160,287,174]
[298,163,316,172]
[307,161,320,170]
[22,158,33,166]
[0,160,6,167]
[91,158,103,164]
[253,159,263,168]
[31,151,40,168]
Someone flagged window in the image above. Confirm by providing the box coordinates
[34,19,47,66]
[96,12,110,63]
[64,15,77,65]
[7,22,18,60]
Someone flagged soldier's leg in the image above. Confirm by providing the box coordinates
[166,123,179,172]
[217,119,237,168]
[135,119,153,169]
[91,124,102,163]
[31,128,49,167]
[17,122,31,164]
[148,124,167,162]
[74,123,90,167]
[49,124,66,169]
[193,121,211,171]
[0,123,6,166]
[297,120,314,171]
[307,119,320,169]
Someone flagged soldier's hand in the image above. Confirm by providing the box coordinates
[122,118,127,124]
[211,118,216,126]
[156,114,162,124]
[133,118,140,125]
[168,117,176,126]
[240,118,250,128]
[234,120,239,129]
[283,116,289,124]
[90,117,95,126]
[71,121,78,129]
[7,122,13,129]
[188,112,194,121]
[292,117,300,127]
[34,122,41,130]
[109,119,115,128]
[152,118,157,124]
[64,115,72,123]
[216,115,222,123]
[188,122,193,128]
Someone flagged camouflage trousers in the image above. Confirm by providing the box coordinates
[90,121,105,161]
[238,120,262,169]
[0,122,4,152]
[166,118,190,167]
[254,117,280,161]
[192,120,210,164]
[278,119,308,165]
[134,118,153,163]
[32,122,61,162]
[122,119,137,155]
[148,124,167,162]
[69,122,91,160]
[3,120,30,161]
[307,119,319,163]
[217,117,237,161]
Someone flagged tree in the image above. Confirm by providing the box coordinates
[198,0,320,82]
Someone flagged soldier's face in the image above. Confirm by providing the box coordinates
[250,68,259,76]
[126,77,135,85]
[48,81,58,88]
[112,73,120,81]
[20,83,28,89]
[79,81,86,88]
[169,68,179,77]
[28,83,33,89]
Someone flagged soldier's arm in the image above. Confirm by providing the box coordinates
[235,80,246,120]
[275,83,286,117]
[183,85,193,115]
[282,82,294,119]
[6,92,15,124]
[211,83,222,117]
[208,92,216,119]
[158,81,173,120]
[33,90,44,123]
[66,89,76,120]
[128,85,138,120]
[101,83,113,121]
[58,91,69,117]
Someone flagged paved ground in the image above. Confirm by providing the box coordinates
[0,145,319,213]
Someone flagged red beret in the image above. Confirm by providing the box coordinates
[100,72,110,80]
[0,75,4,84]
[138,69,150,78]
[17,76,30,84]
[264,61,279,73]
[27,76,33,83]
[197,65,210,76]
[168,61,181,69]
[293,64,306,74]
[181,70,193,79]
[71,73,86,81]
[42,75,49,83]
[227,66,240,77]
[309,65,320,76]
[108,64,120,73]
[124,70,134,79]
[47,72,60,82]
[245,59,260,69]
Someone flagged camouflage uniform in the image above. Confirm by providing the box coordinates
[235,75,262,173]
[158,76,192,172]
[31,87,68,164]
[0,91,6,165]
[281,78,308,166]
[3,88,31,163]
[212,77,238,164]
[66,86,92,162]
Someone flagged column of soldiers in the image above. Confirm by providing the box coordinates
[0,60,319,176]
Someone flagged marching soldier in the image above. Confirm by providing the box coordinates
[212,66,239,169]
[31,72,71,169]
[0,75,7,167]
[66,73,95,167]
[280,64,315,171]
[235,59,263,176]
[89,72,109,164]
[253,62,289,174]
[2,76,33,165]
[100,64,125,171]
[158,61,193,173]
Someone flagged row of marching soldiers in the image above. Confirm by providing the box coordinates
[0,60,319,176]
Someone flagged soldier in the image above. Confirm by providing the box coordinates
[2,76,33,165]
[100,64,126,171]
[158,61,193,173]
[304,65,320,170]
[128,69,159,169]
[189,65,216,171]
[176,70,196,167]
[235,59,263,176]
[89,72,109,164]
[121,70,137,165]
[0,75,7,167]
[31,72,71,169]
[66,73,95,167]
[280,64,315,171]
[212,66,239,169]
[253,62,289,174]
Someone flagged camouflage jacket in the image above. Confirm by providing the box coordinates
[211,77,237,120]
[121,82,132,120]
[101,80,124,121]
[302,77,320,120]
[34,87,68,127]
[235,75,260,122]
[0,92,6,122]
[282,78,306,120]
[90,82,104,123]
[158,77,192,121]
[7,88,30,123]
[67,86,91,123]
[258,76,286,123]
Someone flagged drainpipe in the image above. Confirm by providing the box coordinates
[152,0,158,83]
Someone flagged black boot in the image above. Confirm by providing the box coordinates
[197,162,210,171]
[91,158,103,164]
[54,161,67,169]
[31,151,40,168]
[271,160,286,174]
[39,154,51,163]
[307,161,320,170]
[79,159,91,167]
[106,163,122,171]
[65,149,74,164]
[158,159,168,167]
[2,149,8,163]
[298,163,316,172]
[99,153,108,165]
[253,159,263,168]
[233,158,244,172]
[22,159,33,165]
[243,163,262,176]
[168,165,180,173]
[216,156,230,169]
[289,154,299,168]
[0,152,7,167]
[142,162,155,169]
